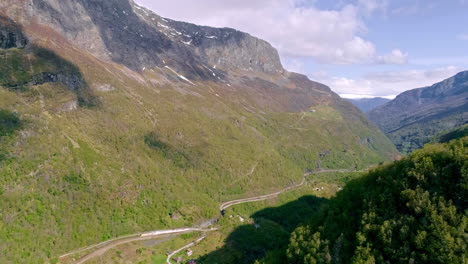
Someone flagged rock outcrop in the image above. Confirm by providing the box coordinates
[0,16,28,49]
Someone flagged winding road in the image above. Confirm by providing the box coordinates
[219,177,306,211]
[59,168,363,264]
[62,228,217,264]
[166,235,207,264]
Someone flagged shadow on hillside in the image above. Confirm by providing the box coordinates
[198,195,328,264]
[32,0,217,79]
[0,15,99,107]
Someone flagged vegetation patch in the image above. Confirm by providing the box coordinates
[432,124,468,143]
[144,132,193,168]
[0,109,22,162]
[63,173,90,191]
[0,109,22,137]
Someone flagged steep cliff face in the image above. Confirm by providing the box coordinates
[162,18,284,74]
[369,71,468,153]
[24,0,283,78]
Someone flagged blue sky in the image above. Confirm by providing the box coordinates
[135,0,468,98]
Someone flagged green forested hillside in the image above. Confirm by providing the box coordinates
[0,12,397,263]
[286,137,467,264]
[432,124,468,144]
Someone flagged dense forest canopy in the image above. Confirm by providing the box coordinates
[286,137,467,264]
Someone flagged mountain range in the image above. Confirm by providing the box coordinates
[368,71,468,153]
[347,97,391,113]
[0,0,398,262]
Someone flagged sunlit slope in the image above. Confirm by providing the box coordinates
[0,4,397,263]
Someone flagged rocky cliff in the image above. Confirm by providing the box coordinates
[19,0,283,78]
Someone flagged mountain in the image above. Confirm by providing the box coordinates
[286,137,467,264]
[0,0,397,262]
[368,71,468,153]
[347,97,391,113]
[431,124,468,143]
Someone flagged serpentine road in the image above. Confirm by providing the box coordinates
[219,177,306,211]
[166,235,207,264]
[59,168,362,264]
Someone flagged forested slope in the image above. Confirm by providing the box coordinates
[286,137,467,264]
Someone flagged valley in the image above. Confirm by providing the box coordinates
[0,1,465,264]
[59,168,360,264]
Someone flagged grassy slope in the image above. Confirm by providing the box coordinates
[0,35,397,263]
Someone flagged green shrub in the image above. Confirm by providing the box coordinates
[144,132,192,168]
[0,109,21,137]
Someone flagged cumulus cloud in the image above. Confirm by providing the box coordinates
[135,0,406,65]
[377,49,408,64]
[316,66,461,98]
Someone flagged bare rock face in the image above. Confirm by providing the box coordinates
[60,100,78,112]
[95,84,115,92]
[0,16,28,49]
[27,0,284,78]
[30,0,112,61]
[163,19,284,74]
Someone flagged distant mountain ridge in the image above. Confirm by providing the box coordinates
[368,71,468,153]
[347,97,391,113]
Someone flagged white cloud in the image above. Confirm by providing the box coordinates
[135,0,406,65]
[358,0,388,14]
[457,33,468,40]
[282,57,306,73]
[377,49,408,64]
[390,1,437,16]
[315,66,461,98]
